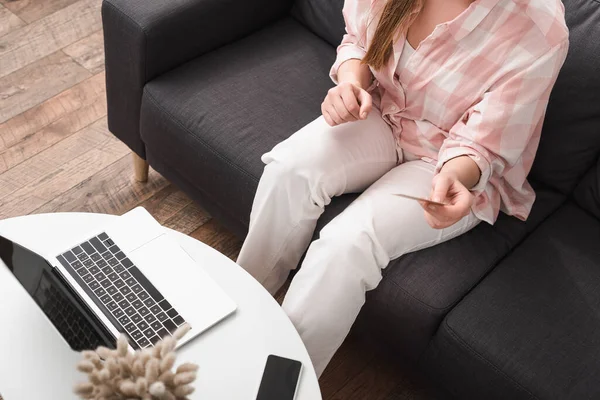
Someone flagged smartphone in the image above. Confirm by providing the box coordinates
[393,193,447,206]
[256,355,302,400]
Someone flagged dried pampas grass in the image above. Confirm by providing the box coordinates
[74,324,198,400]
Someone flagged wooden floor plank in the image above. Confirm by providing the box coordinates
[0,121,129,218]
[1,0,80,23]
[0,0,102,79]
[33,155,169,216]
[62,30,105,74]
[0,117,116,202]
[137,185,195,225]
[0,72,105,151]
[0,51,91,124]
[0,91,106,173]
[163,202,212,235]
[189,219,242,261]
[0,3,25,38]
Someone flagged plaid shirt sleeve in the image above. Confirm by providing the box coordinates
[329,0,368,84]
[436,39,569,194]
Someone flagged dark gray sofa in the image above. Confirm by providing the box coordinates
[101,0,600,398]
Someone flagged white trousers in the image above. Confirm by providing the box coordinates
[237,110,481,376]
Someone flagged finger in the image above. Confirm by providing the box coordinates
[332,95,357,123]
[322,110,336,126]
[323,100,344,125]
[431,175,451,204]
[340,88,362,120]
[355,88,373,119]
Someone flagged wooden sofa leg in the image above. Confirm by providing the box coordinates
[132,152,149,182]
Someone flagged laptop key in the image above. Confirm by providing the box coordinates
[77,268,88,277]
[144,314,156,323]
[113,264,125,273]
[106,301,118,311]
[90,237,107,254]
[149,335,161,345]
[72,261,83,270]
[119,270,132,280]
[131,313,142,323]
[173,315,185,326]
[124,307,136,316]
[97,259,108,268]
[137,321,149,331]
[131,284,143,294]
[81,242,95,255]
[126,293,137,302]
[156,312,168,322]
[114,279,125,289]
[142,327,154,338]
[82,274,94,283]
[100,294,112,304]
[119,286,131,295]
[77,253,89,261]
[91,253,102,262]
[114,251,126,261]
[130,330,143,340]
[88,266,100,275]
[166,308,178,318]
[149,304,162,314]
[88,281,100,290]
[138,307,150,317]
[106,272,118,281]
[137,337,150,347]
[112,292,124,302]
[143,298,155,308]
[122,258,134,269]
[120,316,132,326]
[108,258,119,267]
[98,232,109,241]
[158,299,172,311]
[109,245,121,254]
[72,246,84,255]
[132,299,143,309]
[83,259,94,268]
[150,321,162,331]
[94,272,106,282]
[106,286,118,295]
[113,308,124,318]
[101,266,112,275]
[137,291,149,301]
[125,277,136,287]
[104,238,114,247]
[157,329,170,339]
[118,300,129,309]
[63,251,76,262]
[100,279,112,288]
[94,288,107,297]
[162,319,176,333]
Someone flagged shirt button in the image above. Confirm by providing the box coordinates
[390,106,398,112]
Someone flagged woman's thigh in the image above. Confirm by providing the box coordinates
[262,110,398,196]
[319,160,481,264]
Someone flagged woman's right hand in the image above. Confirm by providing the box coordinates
[321,81,373,127]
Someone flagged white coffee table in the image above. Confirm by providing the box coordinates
[0,212,321,400]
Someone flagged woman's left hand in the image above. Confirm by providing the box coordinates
[419,172,474,229]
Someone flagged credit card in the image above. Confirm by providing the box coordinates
[393,193,447,206]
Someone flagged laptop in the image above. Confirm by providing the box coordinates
[0,207,236,351]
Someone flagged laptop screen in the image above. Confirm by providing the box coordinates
[0,235,110,351]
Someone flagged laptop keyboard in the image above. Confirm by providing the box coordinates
[57,232,187,349]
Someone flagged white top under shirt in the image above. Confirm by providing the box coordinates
[396,40,416,75]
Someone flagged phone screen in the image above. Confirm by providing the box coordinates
[256,355,302,400]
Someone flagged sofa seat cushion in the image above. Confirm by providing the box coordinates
[140,17,336,234]
[351,184,565,359]
[422,203,600,400]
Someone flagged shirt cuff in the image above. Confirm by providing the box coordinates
[329,45,367,85]
[436,146,492,195]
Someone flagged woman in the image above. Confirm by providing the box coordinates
[238,0,569,376]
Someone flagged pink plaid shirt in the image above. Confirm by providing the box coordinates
[330,0,569,224]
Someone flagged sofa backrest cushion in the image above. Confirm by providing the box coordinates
[529,0,600,194]
[291,0,345,47]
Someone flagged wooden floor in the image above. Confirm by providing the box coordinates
[0,0,448,398]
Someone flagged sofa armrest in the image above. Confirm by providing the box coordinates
[101,0,292,157]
